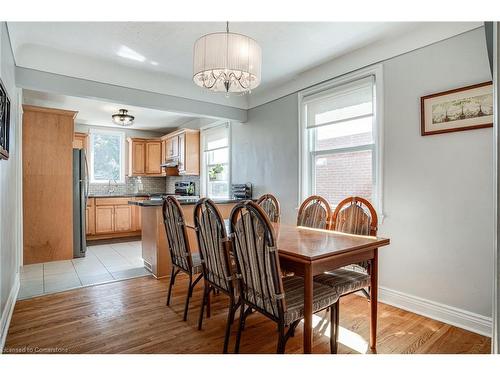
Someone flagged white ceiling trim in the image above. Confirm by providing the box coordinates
[13,43,248,110]
[247,22,484,108]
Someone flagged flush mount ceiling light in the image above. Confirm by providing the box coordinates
[112,109,135,127]
[193,22,262,95]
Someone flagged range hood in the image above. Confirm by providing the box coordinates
[160,157,179,168]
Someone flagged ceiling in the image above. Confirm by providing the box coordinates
[23,90,198,132]
[9,22,426,99]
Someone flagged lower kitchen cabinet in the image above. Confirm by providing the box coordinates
[87,197,144,240]
[114,205,133,232]
[95,206,115,234]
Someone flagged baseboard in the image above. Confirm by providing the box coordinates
[379,286,492,337]
[0,274,20,352]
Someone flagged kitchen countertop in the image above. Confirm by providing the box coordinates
[129,198,252,207]
[88,192,168,198]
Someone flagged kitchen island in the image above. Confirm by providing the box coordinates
[129,198,243,278]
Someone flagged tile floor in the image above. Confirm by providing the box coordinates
[18,240,151,300]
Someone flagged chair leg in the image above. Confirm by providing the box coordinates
[277,322,286,354]
[183,275,193,321]
[330,300,340,354]
[223,300,237,354]
[234,302,246,354]
[198,282,209,330]
[206,287,211,318]
[166,267,177,306]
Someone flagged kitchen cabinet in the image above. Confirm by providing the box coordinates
[73,132,88,151]
[161,129,200,176]
[145,141,162,175]
[114,205,132,232]
[86,198,95,235]
[23,105,78,264]
[128,139,146,175]
[95,206,115,234]
[88,197,144,240]
[127,137,163,176]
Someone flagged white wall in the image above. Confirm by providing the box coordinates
[232,94,299,224]
[0,22,21,348]
[232,27,494,333]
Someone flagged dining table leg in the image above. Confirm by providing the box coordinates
[370,248,378,351]
[303,263,313,354]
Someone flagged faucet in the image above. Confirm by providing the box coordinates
[107,179,117,194]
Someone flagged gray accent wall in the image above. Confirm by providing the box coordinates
[232,94,299,225]
[0,22,21,347]
[231,28,494,323]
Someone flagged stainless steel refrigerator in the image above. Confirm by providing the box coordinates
[73,149,89,258]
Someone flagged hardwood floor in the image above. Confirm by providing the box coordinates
[4,274,491,354]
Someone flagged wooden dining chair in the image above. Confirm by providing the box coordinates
[256,193,281,223]
[162,196,203,321]
[297,195,332,229]
[314,196,378,353]
[229,200,340,354]
[194,198,239,353]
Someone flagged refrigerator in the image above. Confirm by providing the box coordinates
[73,149,89,258]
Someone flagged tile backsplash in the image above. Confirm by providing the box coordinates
[89,175,201,195]
[89,176,167,195]
[166,175,200,195]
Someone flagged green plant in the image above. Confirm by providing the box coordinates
[209,164,224,180]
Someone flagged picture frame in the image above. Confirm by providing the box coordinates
[0,78,11,160]
[420,81,493,136]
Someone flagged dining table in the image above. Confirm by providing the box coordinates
[270,223,390,354]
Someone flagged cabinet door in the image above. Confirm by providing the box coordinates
[132,202,142,231]
[165,135,179,159]
[114,205,132,232]
[145,141,162,175]
[95,206,114,234]
[132,141,145,175]
[177,132,186,173]
[85,207,90,235]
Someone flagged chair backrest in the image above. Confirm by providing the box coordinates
[162,196,193,273]
[256,193,280,223]
[332,196,378,236]
[229,201,286,320]
[194,198,234,295]
[297,195,332,229]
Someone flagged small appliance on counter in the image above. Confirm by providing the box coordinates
[161,181,199,202]
[232,183,252,200]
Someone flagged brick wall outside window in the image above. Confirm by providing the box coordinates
[313,131,373,206]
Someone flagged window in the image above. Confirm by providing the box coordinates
[89,130,125,183]
[300,68,382,211]
[201,123,230,199]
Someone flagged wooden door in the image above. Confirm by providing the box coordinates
[95,206,115,234]
[131,140,145,175]
[132,199,142,231]
[115,205,132,232]
[145,141,162,175]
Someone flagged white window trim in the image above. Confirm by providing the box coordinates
[200,121,232,198]
[298,64,384,219]
[89,129,126,184]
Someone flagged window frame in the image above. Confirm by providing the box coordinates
[89,129,126,184]
[298,65,384,217]
[200,122,231,199]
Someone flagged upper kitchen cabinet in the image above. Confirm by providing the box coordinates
[127,138,163,176]
[161,129,200,176]
[73,132,88,151]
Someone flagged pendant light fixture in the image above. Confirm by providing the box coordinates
[112,109,134,127]
[193,22,262,95]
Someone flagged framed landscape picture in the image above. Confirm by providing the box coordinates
[0,78,10,160]
[420,81,493,136]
